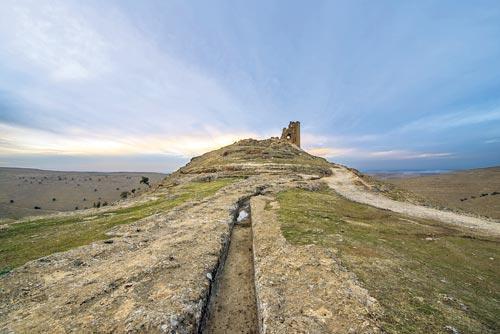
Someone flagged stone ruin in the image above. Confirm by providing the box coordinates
[280,121,301,147]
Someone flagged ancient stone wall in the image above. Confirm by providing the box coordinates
[280,121,300,147]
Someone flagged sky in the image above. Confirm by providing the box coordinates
[0,0,499,172]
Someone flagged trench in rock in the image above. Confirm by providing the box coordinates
[201,200,258,334]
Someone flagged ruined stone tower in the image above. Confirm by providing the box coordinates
[281,121,301,147]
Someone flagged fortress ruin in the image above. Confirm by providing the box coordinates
[281,121,301,147]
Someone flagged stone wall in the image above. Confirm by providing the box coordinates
[280,121,301,147]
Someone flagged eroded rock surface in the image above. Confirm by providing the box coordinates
[0,175,279,333]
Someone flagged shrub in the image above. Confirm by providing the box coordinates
[34,206,41,210]
[492,191,499,196]
[75,206,78,210]
[102,201,108,206]
[94,188,98,192]
[10,199,14,203]
[52,198,56,201]
[131,189,136,193]
[140,176,150,186]
[120,191,129,199]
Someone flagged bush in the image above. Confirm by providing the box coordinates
[75,206,79,210]
[120,191,130,199]
[140,176,150,187]
[102,201,108,206]
[52,198,56,201]
[10,199,14,203]
[34,206,41,210]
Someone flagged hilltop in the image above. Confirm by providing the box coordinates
[1,136,499,334]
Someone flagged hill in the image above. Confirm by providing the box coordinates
[375,167,500,219]
[1,138,499,334]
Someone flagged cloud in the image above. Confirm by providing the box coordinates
[484,138,500,144]
[397,106,500,133]
[0,1,110,82]
[368,150,452,159]
[305,143,453,161]
[0,122,258,157]
[306,147,355,157]
[0,0,261,155]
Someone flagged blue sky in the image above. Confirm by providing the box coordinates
[0,0,499,172]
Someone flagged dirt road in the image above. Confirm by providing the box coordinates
[324,166,500,235]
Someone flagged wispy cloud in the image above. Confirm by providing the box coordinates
[368,150,452,159]
[306,144,453,161]
[0,1,110,81]
[0,1,499,171]
[484,138,500,144]
[397,106,500,133]
[0,123,258,157]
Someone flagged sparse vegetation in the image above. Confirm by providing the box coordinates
[0,178,237,273]
[278,188,499,334]
[140,176,150,187]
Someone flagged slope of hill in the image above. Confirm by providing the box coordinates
[1,138,498,334]
[378,167,500,219]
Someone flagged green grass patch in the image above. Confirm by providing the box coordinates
[278,188,500,334]
[0,178,236,274]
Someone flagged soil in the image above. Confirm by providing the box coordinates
[202,205,258,334]
[325,166,500,235]
[377,167,500,219]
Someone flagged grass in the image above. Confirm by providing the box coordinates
[0,178,236,274]
[278,188,500,334]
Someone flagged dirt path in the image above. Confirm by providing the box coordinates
[202,205,258,334]
[324,166,500,235]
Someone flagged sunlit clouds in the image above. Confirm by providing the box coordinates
[1,0,499,172]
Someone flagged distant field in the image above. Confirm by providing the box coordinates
[373,167,500,220]
[0,167,167,219]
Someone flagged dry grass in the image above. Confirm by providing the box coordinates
[0,178,236,275]
[380,167,500,219]
[278,188,499,334]
[178,138,333,176]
